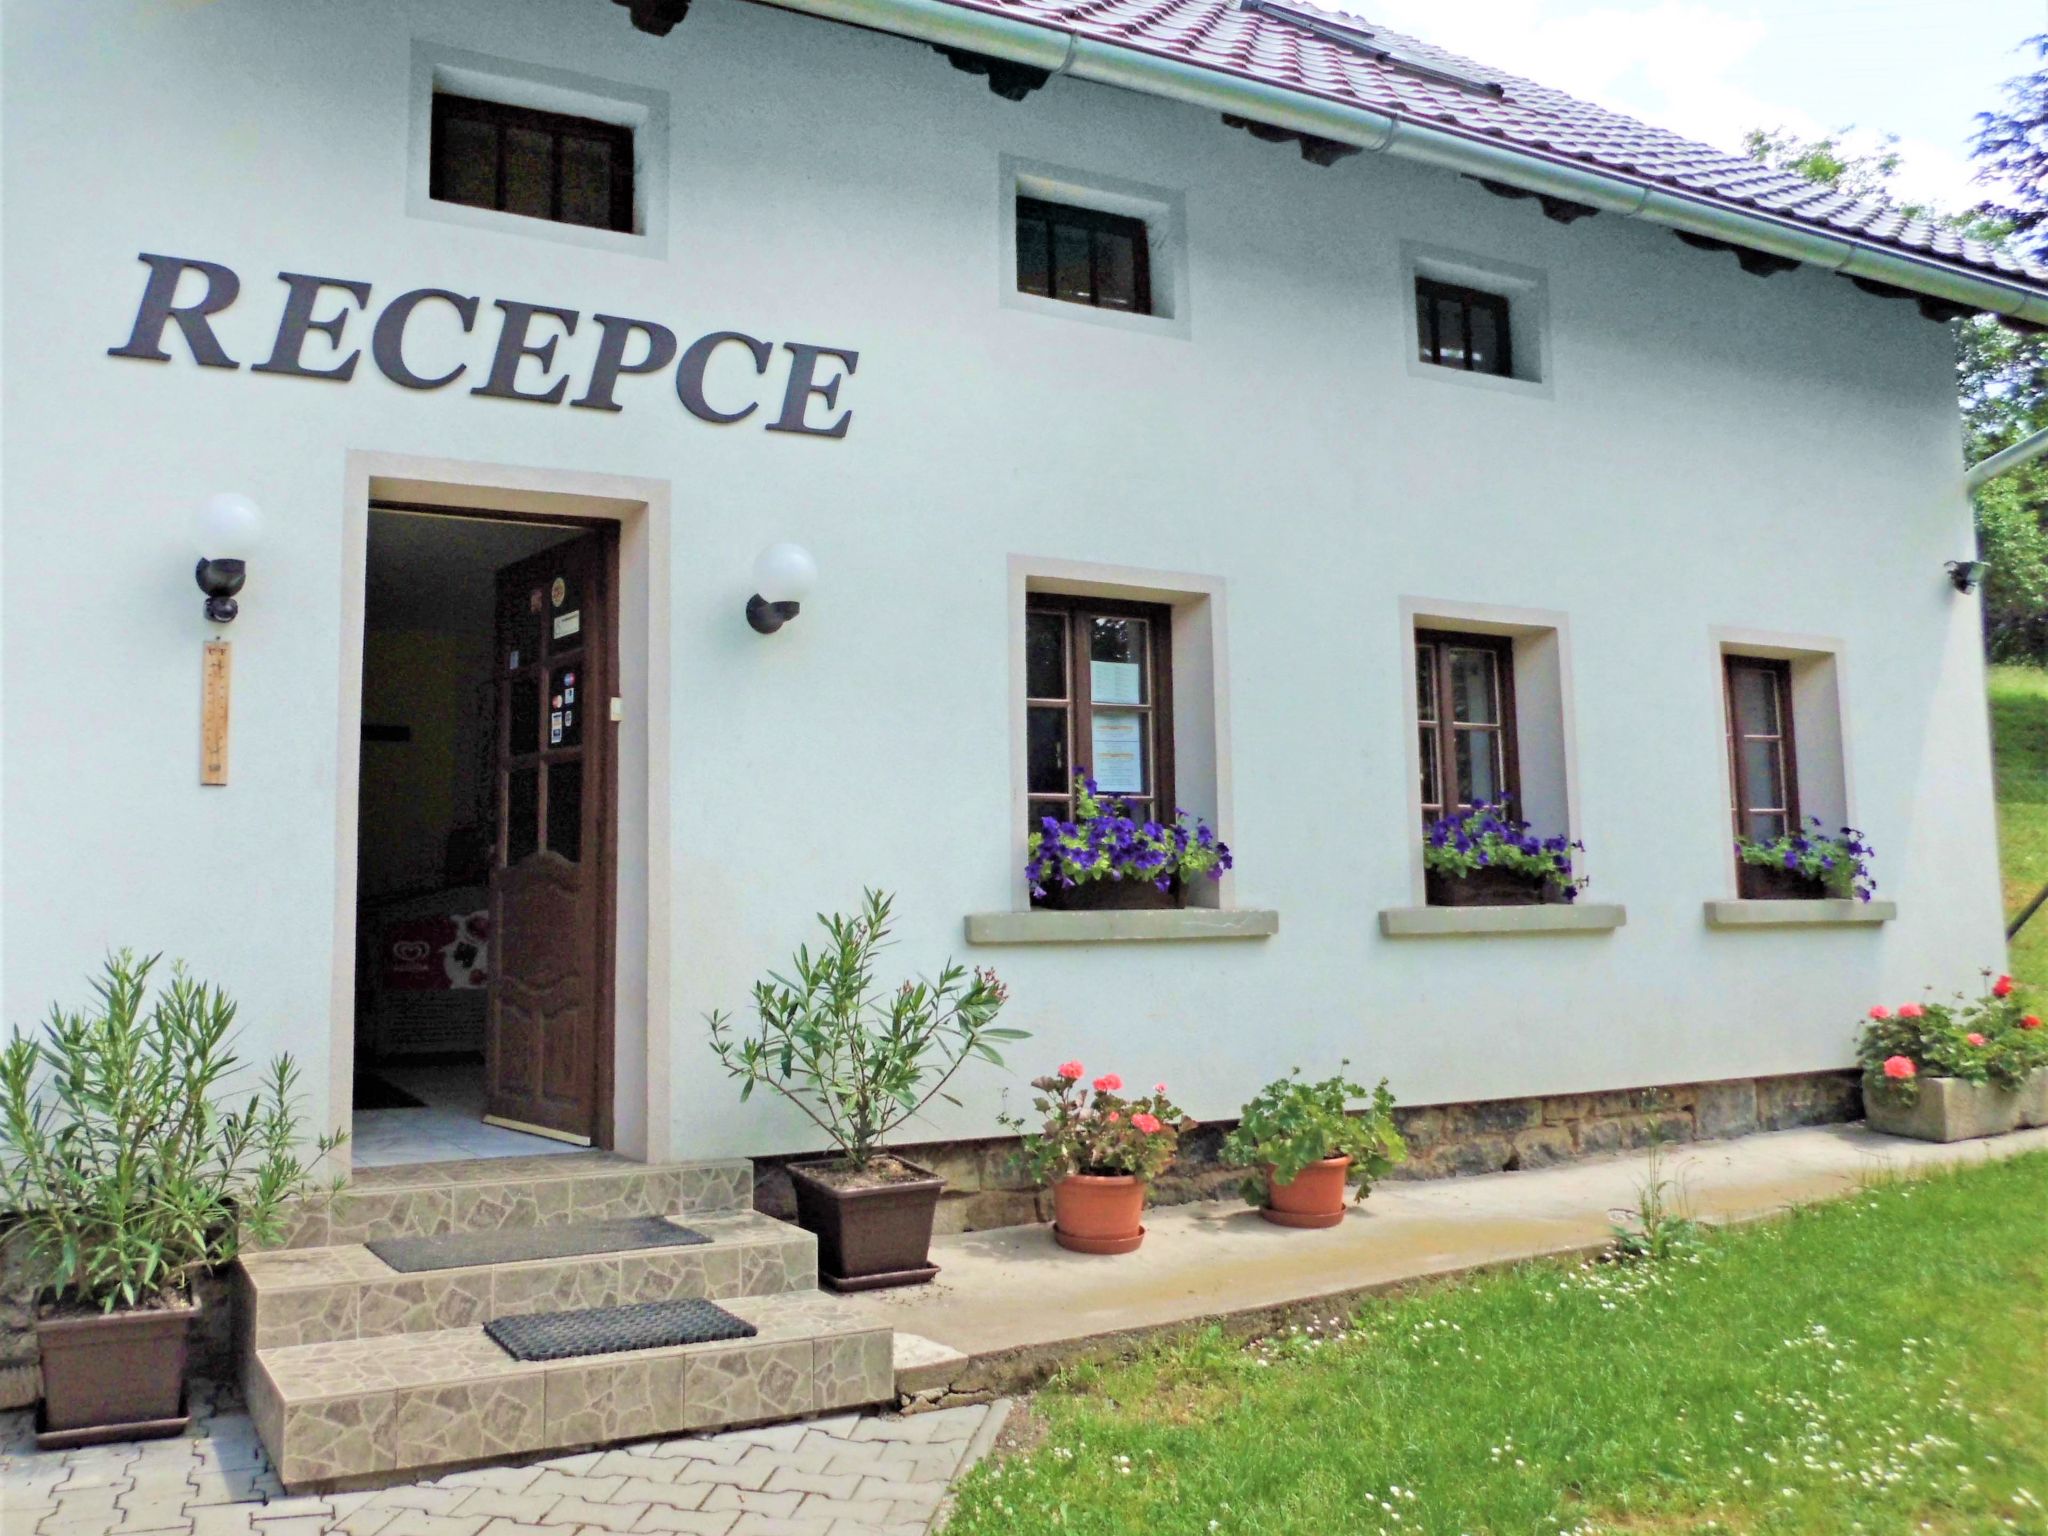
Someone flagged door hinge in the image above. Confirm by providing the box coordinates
[609,697,624,722]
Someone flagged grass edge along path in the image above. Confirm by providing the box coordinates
[945,1152,2048,1536]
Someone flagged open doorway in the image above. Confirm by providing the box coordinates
[352,505,617,1167]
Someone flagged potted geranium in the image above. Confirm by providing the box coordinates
[1222,1068,1406,1228]
[1026,775,1231,911]
[0,953,339,1448]
[1858,972,2048,1142]
[1736,817,1875,901]
[1422,800,1583,906]
[1001,1064,1187,1253]
[707,891,1023,1291]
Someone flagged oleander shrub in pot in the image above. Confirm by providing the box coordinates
[0,952,340,1446]
[1222,1068,1406,1228]
[1857,971,2048,1142]
[1735,817,1876,901]
[1421,801,1583,906]
[1001,1064,1188,1254]
[707,890,1024,1291]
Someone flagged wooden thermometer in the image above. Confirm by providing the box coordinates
[201,641,231,786]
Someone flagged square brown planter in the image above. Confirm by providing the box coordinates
[1034,877,1181,912]
[35,1301,195,1448]
[1425,866,1555,907]
[1737,862,1831,900]
[787,1158,944,1292]
[1864,1076,2024,1143]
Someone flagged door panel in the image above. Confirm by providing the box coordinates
[487,529,611,1143]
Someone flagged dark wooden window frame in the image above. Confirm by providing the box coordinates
[1025,593,1177,835]
[1415,275,1514,377]
[1724,655,1800,843]
[430,92,636,233]
[1015,196,1155,316]
[1416,628,1520,823]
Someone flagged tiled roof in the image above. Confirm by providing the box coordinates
[955,0,2048,295]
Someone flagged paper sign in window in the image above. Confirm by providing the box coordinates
[1090,660,1142,705]
[1091,710,1145,794]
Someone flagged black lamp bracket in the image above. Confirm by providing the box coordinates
[747,594,801,634]
[195,557,246,624]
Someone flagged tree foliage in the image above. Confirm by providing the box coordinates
[1973,34,2048,257]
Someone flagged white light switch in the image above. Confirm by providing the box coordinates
[609,697,624,722]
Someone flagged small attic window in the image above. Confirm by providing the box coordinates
[1238,0,1504,98]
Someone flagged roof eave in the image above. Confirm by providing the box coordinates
[741,0,2048,325]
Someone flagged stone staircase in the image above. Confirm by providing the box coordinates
[237,1154,894,1490]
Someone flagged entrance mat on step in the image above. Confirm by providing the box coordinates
[485,1297,758,1361]
[367,1215,709,1274]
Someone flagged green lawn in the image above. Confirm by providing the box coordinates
[946,1154,2048,1536]
[1992,665,2048,986]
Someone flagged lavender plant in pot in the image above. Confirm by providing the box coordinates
[1421,800,1583,906]
[707,891,1023,1291]
[0,953,340,1448]
[1734,818,1875,902]
[1026,775,1232,911]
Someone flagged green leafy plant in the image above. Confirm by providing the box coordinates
[0,952,342,1314]
[1858,971,2048,1105]
[706,890,1023,1174]
[1000,1064,1188,1184]
[1735,817,1876,901]
[1606,1136,1705,1263]
[1221,1067,1406,1205]
[1422,801,1584,900]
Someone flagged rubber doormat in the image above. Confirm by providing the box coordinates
[367,1215,709,1273]
[485,1296,759,1361]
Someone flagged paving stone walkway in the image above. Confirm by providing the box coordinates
[0,1383,1007,1536]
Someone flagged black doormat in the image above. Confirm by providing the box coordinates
[367,1215,709,1274]
[485,1297,758,1362]
[353,1073,425,1110]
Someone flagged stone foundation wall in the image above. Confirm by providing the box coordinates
[752,1070,1864,1235]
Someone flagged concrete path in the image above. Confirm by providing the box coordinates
[0,1385,1010,1536]
[864,1121,2048,1396]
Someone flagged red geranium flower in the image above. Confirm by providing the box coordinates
[1093,1073,1123,1093]
[1105,1110,1122,1124]
[1898,1003,1925,1020]
[1882,1055,1917,1080]
[1057,1061,1084,1081]
[1132,1112,1163,1134]
[2023,1015,2042,1031]
[1994,974,2015,998]
[1868,1006,1891,1020]
[1967,1032,1988,1047]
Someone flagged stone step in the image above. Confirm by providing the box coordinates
[270,1153,754,1248]
[247,1290,894,1489]
[237,1210,816,1351]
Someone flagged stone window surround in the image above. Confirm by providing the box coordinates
[967,554,1275,942]
[408,42,671,258]
[998,156,1192,340]
[1401,240,1552,398]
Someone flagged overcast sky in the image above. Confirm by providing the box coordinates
[1344,0,2044,211]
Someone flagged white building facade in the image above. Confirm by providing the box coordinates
[1,0,2034,1174]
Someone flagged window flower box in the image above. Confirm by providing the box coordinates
[1735,862,1830,901]
[1424,865,1557,907]
[1027,776,1229,913]
[1421,801,1582,908]
[1033,875,1181,913]
[1735,819,1874,901]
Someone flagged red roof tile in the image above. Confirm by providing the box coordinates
[951,0,2048,295]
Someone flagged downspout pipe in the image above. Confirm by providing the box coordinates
[759,0,2048,327]
[1967,427,2048,494]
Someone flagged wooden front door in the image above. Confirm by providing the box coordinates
[486,530,614,1145]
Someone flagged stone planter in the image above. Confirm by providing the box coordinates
[35,1300,195,1448]
[2015,1066,2048,1129]
[1424,867,1554,907]
[1737,863,1831,900]
[787,1158,943,1292]
[1052,1173,1147,1254]
[1864,1076,2027,1143]
[1260,1155,1353,1229]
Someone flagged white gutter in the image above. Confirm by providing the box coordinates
[1967,427,2048,493]
[759,0,2048,327]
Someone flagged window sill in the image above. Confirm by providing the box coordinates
[963,909,1279,945]
[1703,899,1897,928]
[1378,903,1626,937]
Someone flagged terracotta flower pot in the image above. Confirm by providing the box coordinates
[1261,1155,1353,1228]
[1052,1173,1146,1254]
[35,1301,195,1448]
